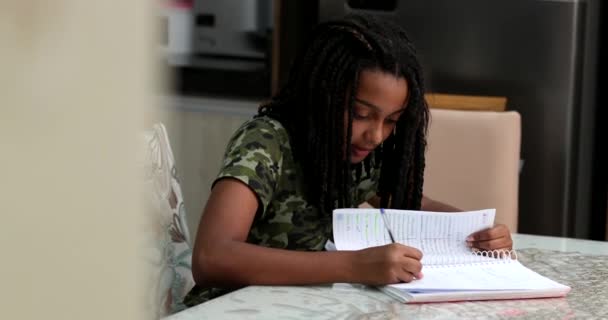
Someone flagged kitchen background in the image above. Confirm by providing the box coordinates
[161,0,606,241]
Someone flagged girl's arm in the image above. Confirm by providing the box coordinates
[365,194,460,212]
[421,195,461,212]
[191,179,423,288]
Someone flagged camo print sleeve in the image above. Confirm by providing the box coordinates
[355,169,380,203]
[215,117,287,217]
[355,163,380,205]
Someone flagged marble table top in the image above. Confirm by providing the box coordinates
[167,234,608,319]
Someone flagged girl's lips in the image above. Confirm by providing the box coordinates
[351,145,372,158]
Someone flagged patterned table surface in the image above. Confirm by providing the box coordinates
[167,234,608,319]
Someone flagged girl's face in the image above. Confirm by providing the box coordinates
[348,69,409,163]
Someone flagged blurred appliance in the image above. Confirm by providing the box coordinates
[193,0,273,59]
[171,0,274,98]
[320,0,601,238]
[162,0,195,58]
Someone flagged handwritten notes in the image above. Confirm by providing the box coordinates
[332,208,495,264]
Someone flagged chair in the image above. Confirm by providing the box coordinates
[142,123,195,317]
[423,109,521,232]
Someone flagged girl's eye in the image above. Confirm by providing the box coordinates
[385,118,399,124]
[353,112,369,120]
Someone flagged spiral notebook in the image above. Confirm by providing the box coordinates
[332,208,571,303]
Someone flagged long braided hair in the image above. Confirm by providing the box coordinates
[258,13,429,215]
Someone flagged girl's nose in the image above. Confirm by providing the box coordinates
[367,122,384,145]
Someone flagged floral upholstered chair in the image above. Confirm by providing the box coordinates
[142,123,195,317]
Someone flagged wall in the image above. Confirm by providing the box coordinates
[162,96,258,240]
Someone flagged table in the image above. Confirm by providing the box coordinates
[166,234,608,319]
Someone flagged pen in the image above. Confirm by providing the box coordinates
[380,208,422,281]
[379,208,396,243]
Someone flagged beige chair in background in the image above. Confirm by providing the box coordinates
[423,109,521,232]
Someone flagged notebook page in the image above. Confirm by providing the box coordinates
[332,208,495,263]
[389,261,570,291]
[392,209,494,262]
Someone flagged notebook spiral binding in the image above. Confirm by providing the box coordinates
[424,249,518,267]
[473,249,518,260]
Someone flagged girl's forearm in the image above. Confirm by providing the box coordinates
[421,195,461,212]
[192,240,358,288]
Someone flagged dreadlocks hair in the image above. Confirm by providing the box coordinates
[257,13,429,216]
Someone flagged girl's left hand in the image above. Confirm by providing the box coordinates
[466,224,513,251]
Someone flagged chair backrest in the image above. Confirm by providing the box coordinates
[142,123,195,317]
[423,109,521,232]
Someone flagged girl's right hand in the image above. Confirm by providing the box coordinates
[351,243,423,285]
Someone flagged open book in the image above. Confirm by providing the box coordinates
[332,208,571,303]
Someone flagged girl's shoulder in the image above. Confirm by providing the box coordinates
[236,116,288,140]
[226,115,291,158]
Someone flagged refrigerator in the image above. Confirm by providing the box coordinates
[319,0,601,238]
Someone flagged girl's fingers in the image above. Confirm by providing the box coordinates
[470,237,512,250]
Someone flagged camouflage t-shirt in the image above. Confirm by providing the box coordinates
[184,116,379,306]
[218,116,379,251]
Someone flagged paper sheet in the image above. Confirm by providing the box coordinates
[332,208,495,265]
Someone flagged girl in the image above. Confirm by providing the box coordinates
[185,13,512,306]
